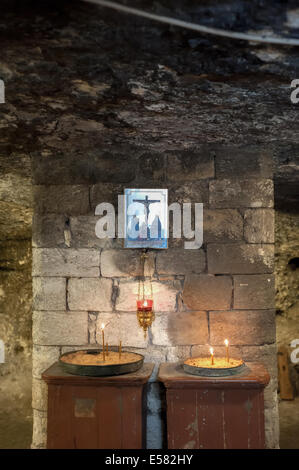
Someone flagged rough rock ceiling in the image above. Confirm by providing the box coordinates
[0,0,298,211]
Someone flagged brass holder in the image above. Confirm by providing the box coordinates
[137,250,155,338]
[183,357,246,377]
[59,349,144,377]
[137,309,155,339]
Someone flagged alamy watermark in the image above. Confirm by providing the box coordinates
[290,79,299,104]
[290,339,299,364]
[95,197,203,249]
[0,79,4,104]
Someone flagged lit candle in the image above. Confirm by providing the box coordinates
[210,347,214,366]
[106,342,109,356]
[119,340,122,360]
[101,323,105,361]
[224,339,229,363]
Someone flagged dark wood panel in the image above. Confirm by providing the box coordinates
[44,363,154,449]
[121,386,143,449]
[167,390,198,449]
[97,386,123,449]
[197,389,225,449]
[223,389,252,449]
[247,390,265,449]
[71,387,98,449]
[159,362,268,450]
[47,384,73,449]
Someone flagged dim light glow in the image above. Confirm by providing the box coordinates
[210,347,214,355]
[224,339,229,347]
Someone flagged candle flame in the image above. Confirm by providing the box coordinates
[101,322,105,330]
[224,339,229,347]
[143,300,148,307]
[210,347,214,355]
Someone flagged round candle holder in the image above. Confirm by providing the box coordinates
[59,349,144,377]
[183,356,246,377]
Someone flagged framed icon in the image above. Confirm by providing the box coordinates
[124,188,168,249]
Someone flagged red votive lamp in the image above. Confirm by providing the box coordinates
[137,299,153,311]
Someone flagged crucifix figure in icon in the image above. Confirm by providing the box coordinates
[133,195,160,232]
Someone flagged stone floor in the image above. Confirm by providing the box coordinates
[0,409,32,449]
[279,397,299,449]
[0,376,33,449]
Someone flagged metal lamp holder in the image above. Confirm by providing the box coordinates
[137,251,155,338]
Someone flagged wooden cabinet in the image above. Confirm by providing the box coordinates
[158,362,269,449]
[42,362,154,449]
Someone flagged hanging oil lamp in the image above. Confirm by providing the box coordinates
[137,251,155,338]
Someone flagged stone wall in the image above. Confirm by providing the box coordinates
[0,152,33,448]
[31,146,278,448]
[275,211,299,395]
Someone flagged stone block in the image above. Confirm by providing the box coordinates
[168,181,209,204]
[95,312,148,348]
[203,209,243,242]
[33,311,88,346]
[191,344,241,358]
[138,152,166,183]
[32,377,48,411]
[32,214,67,248]
[33,277,66,310]
[265,405,279,449]
[151,311,208,346]
[209,310,276,346]
[90,183,124,211]
[101,249,154,277]
[33,185,90,215]
[69,216,123,249]
[32,345,60,378]
[32,409,47,449]
[214,146,273,178]
[234,274,275,309]
[32,148,137,185]
[116,280,178,312]
[166,149,214,182]
[244,209,274,243]
[156,249,206,275]
[33,248,100,277]
[68,278,112,311]
[183,274,232,310]
[239,344,278,379]
[263,378,278,411]
[207,243,274,274]
[136,346,167,367]
[209,179,274,208]
[166,346,192,362]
